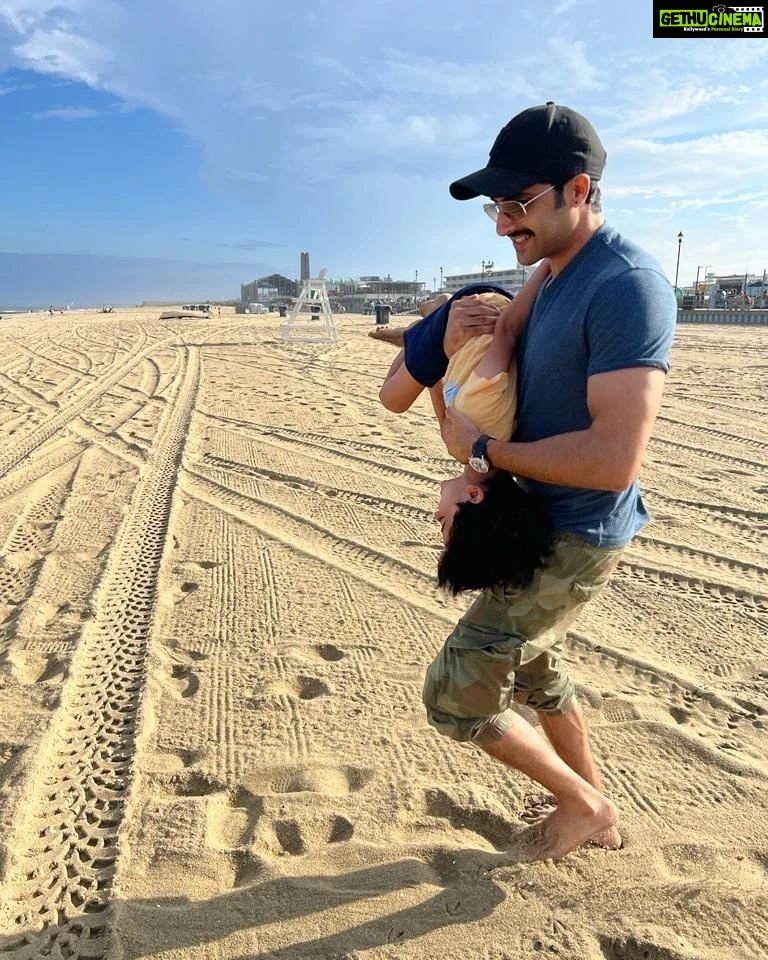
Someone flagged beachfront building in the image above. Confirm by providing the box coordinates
[706,273,767,309]
[331,276,425,313]
[443,266,529,296]
[240,274,298,305]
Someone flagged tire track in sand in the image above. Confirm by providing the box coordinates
[0,335,175,481]
[0,347,200,959]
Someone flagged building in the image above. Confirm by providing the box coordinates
[240,274,298,305]
[443,266,529,295]
[330,276,425,312]
[680,271,768,310]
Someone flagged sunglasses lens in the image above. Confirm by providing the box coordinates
[483,204,499,222]
[503,202,525,220]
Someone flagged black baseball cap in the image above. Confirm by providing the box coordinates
[449,101,606,200]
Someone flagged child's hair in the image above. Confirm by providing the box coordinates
[437,471,554,595]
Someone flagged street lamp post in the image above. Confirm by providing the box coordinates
[674,232,684,297]
[481,259,494,279]
[439,266,443,291]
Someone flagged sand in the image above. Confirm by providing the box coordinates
[0,307,765,960]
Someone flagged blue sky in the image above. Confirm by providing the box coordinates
[1,0,767,304]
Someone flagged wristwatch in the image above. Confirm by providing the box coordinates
[469,434,492,473]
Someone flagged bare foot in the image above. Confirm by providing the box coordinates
[520,793,622,850]
[586,824,622,849]
[518,796,618,861]
[368,326,407,347]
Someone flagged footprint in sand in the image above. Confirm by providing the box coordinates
[278,642,346,664]
[251,674,332,704]
[157,643,208,699]
[245,762,374,797]
[272,813,354,855]
[423,786,516,851]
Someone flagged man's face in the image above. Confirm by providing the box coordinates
[434,475,485,545]
[493,181,571,266]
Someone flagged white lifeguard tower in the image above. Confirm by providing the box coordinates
[280,269,337,343]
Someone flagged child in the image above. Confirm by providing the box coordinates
[376,263,554,594]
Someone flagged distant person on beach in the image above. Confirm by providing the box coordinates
[384,102,677,861]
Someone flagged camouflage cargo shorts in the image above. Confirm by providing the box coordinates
[422,532,623,746]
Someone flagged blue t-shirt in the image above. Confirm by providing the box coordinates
[404,225,677,547]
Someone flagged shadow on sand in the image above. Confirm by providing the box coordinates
[0,848,515,959]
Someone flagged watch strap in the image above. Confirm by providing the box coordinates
[471,434,492,466]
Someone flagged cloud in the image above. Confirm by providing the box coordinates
[1,0,766,282]
[211,240,288,251]
[546,38,604,91]
[221,167,269,184]
[31,104,98,118]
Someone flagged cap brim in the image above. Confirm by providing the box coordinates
[449,166,537,200]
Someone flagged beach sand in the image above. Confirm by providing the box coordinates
[0,307,766,959]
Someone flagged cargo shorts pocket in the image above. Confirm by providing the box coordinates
[424,623,525,721]
[569,555,622,604]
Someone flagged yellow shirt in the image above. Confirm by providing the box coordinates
[442,335,517,441]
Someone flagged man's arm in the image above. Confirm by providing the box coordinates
[474,261,551,379]
[442,366,667,491]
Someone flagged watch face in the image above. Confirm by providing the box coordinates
[468,455,489,474]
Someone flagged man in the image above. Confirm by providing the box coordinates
[407,102,677,860]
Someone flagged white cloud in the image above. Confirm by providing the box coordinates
[0,0,766,280]
[546,38,604,91]
[31,104,97,118]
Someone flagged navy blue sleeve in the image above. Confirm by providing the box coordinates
[402,283,513,388]
[587,268,677,377]
[402,304,450,387]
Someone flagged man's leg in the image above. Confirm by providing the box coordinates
[477,712,617,861]
[537,701,603,790]
[514,645,622,849]
[423,630,616,862]
[537,702,622,849]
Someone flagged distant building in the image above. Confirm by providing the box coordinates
[300,252,310,281]
[681,272,767,310]
[329,275,425,312]
[443,266,529,295]
[240,274,298,304]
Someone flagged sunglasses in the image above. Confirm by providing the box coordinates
[483,184,556,222]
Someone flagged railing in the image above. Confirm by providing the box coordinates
[677,309,768,325]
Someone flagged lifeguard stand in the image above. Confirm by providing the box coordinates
[280,269,337,343]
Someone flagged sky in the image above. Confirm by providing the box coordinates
[0,0,767,305]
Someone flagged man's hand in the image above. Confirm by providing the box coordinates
[441,407,480,464]
[444,295,500,357]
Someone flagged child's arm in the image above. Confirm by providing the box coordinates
[474,261,551,379]
[379,349,425,413]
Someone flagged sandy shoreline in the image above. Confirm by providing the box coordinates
[0,307,766,959]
